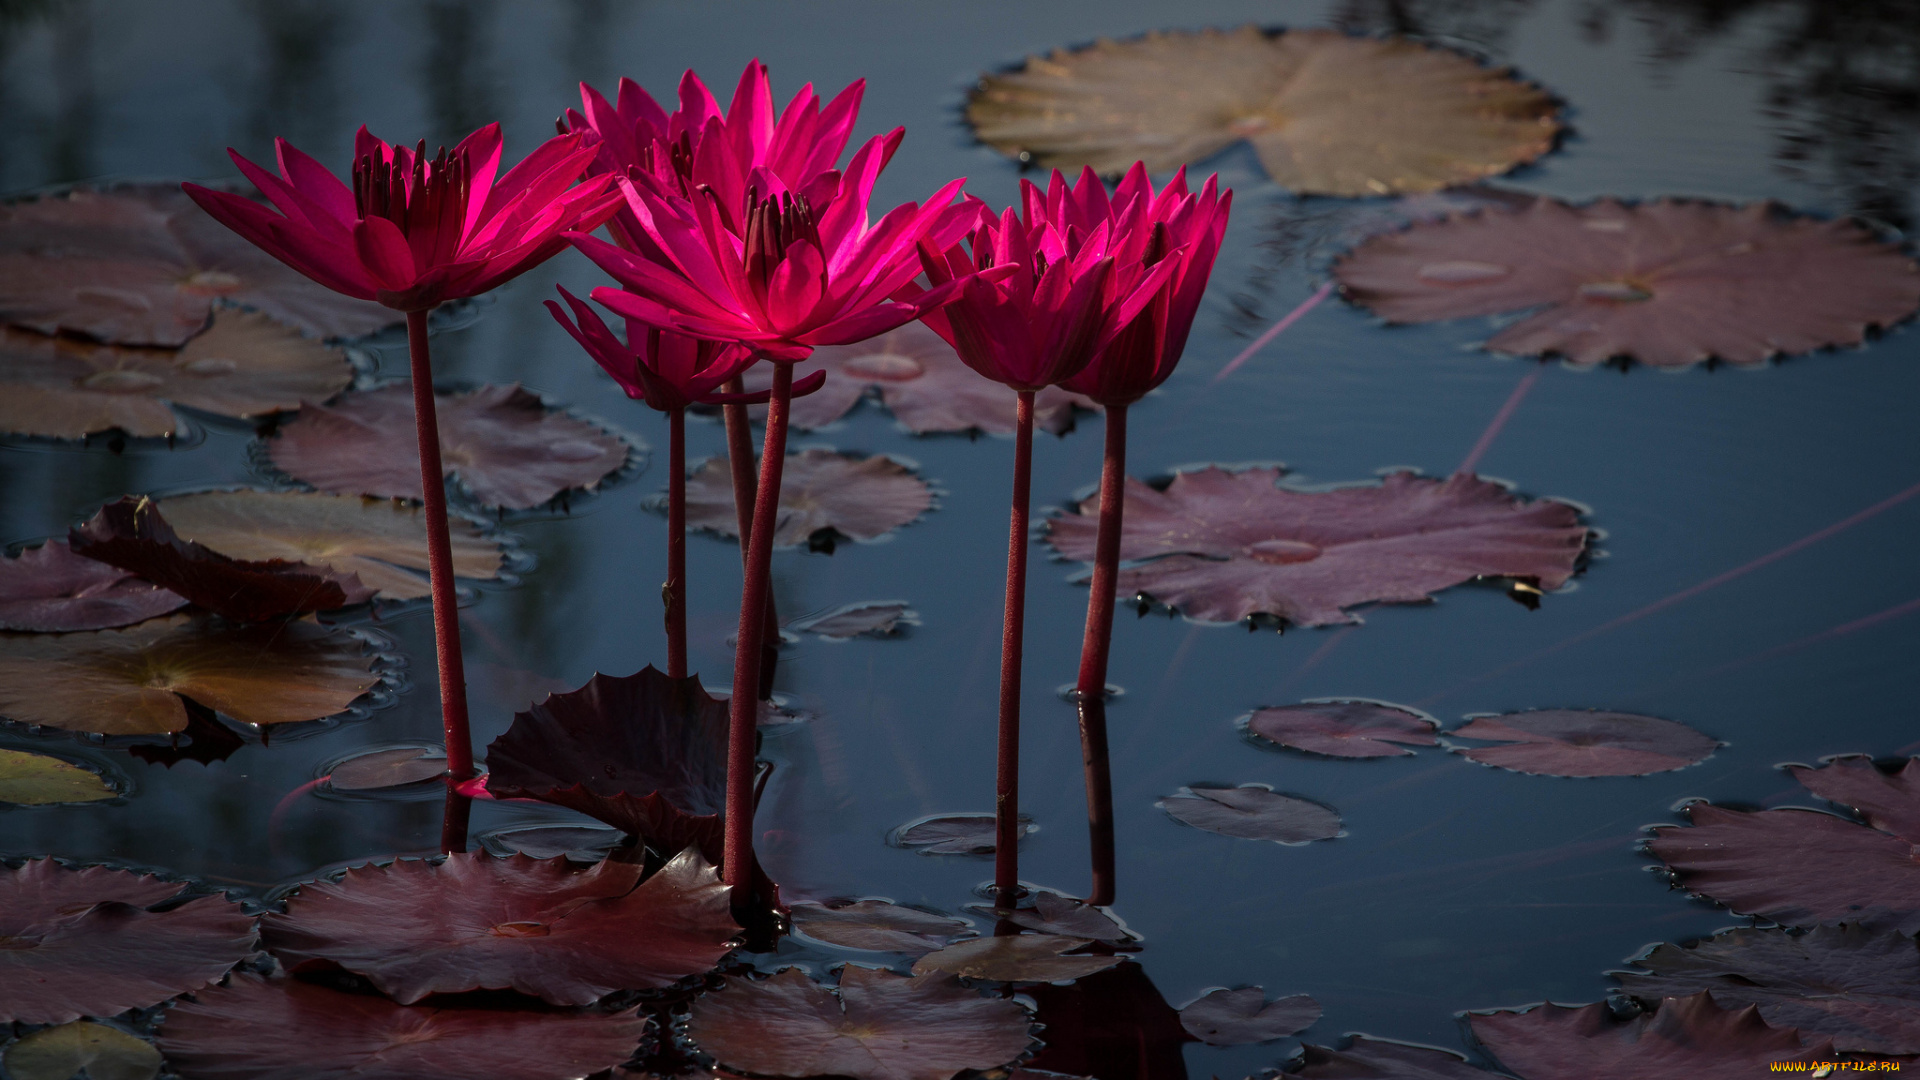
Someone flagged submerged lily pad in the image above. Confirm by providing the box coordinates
[1335,198,1920,367]
[685,449,934,550]
[0,310,353,439]
[999,893,1130,943]
[266,383,632,511]
[475,825,626,861]
[263,848,735,1005]
[1178,985,1321,1046]
[0,859,256,1025]
[0,747,118,804]
[1017,962,1194,1079]
[156,489,505,601]
[967,26,1561,195]
[1158,784,1342,844]
[891,813,1037,855]
[324,747,447,792]
[3,1021,162,1080]
[911,936,1123,982]
[1247,700,1438,758]
[1448,710,1719,777]
[1046,467,1588,626]
[687,966,1034,1080]
[788,899,975,953]
[0,539,186,632]
[789,601,921,640]
[1469,993,1832,1078]
[157,971,646,1080]
[1291,1035,1505,1078]
[0,612,381,735]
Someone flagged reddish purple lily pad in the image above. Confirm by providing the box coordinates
[1470,993,1834,1079]
[266,383,631,511]
[788,900,974,953]
[1000,893,1130,943]
[0,859,256,1025]
[789,602,920,639]
[1248,700,1438,758]
[482,667,727,864]
[891,813,1037,855]
[1292,1035,1507,1078]
[0,539,186,632]
[686,966,1034,1080]
[1046,468,1588,626]
[910,936,1123,982]
[0,186,397,347]
[1615,924,1920,1055]
[1179,986,1321,1046]
[1792,756,1920,840]
[69,496,373,622]
[685,449,934,550]
[1448,710,1719,777]
[744,322,1098,435]
[262,848,735,1005]
[1336,197,1920,367]
[157,972,647,1080]
[1158,784,1343,844]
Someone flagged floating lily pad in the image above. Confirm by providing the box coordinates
[157,971,647,1080]
[0,859,256,1025]
[0,185,397,347]
[266,383,632,511]
[475,825,627,861]
[788,899,975,953]
[0,539,186,632]
[891,813,1037,855]
[790,602,921,640]
[71,497,374,622]
[1158,784,1342,844]
[1046,467,1588,626]
[325,747,447,792]
[999,893,1130,943]
[3,1021,162,1080]
[0,612,381,735]
[688,966,1033,1080]
[1248,700,1437,758]
[1615,924,1920,1055]
[0,310,353,439]
[1336,198,1920,367]
[1792,755,1920,840]
[685,449,934,550]
[1178,985,1321,1046]
[967,26,1561,195]
[911,936,1123,983]
[156,489,505,601]
[0,748,117,804]
[1469,993,1832,1079]
[745,323,1097,435]
[263,848,735,1005]
[1292,1035,1506,1078]
[1448,710,1719,777]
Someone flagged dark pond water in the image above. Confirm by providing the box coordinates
[3,0,1919,1075]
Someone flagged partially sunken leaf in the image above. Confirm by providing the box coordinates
[71,497,374,621]
[1335,198,1920,367]
[476,825,626,861]
[1248,701,1437,758]
[157,972,646,1080]
[266,383,631,510]
[157,489,504,601]
[1449,710,1718,777]
[1179,986,1321,1046]
[685,449,933,548]
[1791,756,1920,840]
[789,900,975,953]
[1469,993,1830,1079]
[0,612,380,735]
[1002,893,1129,943]
[3,1021,161,1080]
[0,747,117,804]
[1158,784,1342,844]
[263,848,735,1005]
[0,859,256,1025]
[1292,1035,1507,1078]
[1616,924,1920,1055]
[0,311,352,439]
[0,540,186,632]
[747,323,1096,435]
[909,936,1122,982]
[967,26,1561,196]
[790,601,921,640]
[325,747,447,792]
[482,667,728,863]
[893,813,1036,855]
[1046,468,1587,626]
[687,966,1033,1080]
[1018,962,1192,1079]
[0,186,397,347]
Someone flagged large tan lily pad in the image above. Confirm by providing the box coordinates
[3,1020,162,1080]
[0,310,352,439]
[0,613,381,735]
[156,489,505,601]
[967,26,1561,196]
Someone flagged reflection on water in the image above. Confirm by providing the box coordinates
[1331,0,1540,56]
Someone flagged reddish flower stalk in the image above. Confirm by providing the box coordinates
[994,389,1037,904]
[718,381,780,700]
[666,406,687,678]
[406,309,475,785]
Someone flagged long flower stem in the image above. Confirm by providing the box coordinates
[994,389,1037,906]
[724,362,793,892]
[720,376,780,699]
[1074,403,1127,905]
[405,308,474,853]
[666,406,687,679]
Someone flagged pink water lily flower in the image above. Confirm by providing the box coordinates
[183,124,620,312]
[546,285,769,413]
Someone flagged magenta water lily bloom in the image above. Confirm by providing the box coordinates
[547,285,760,413]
